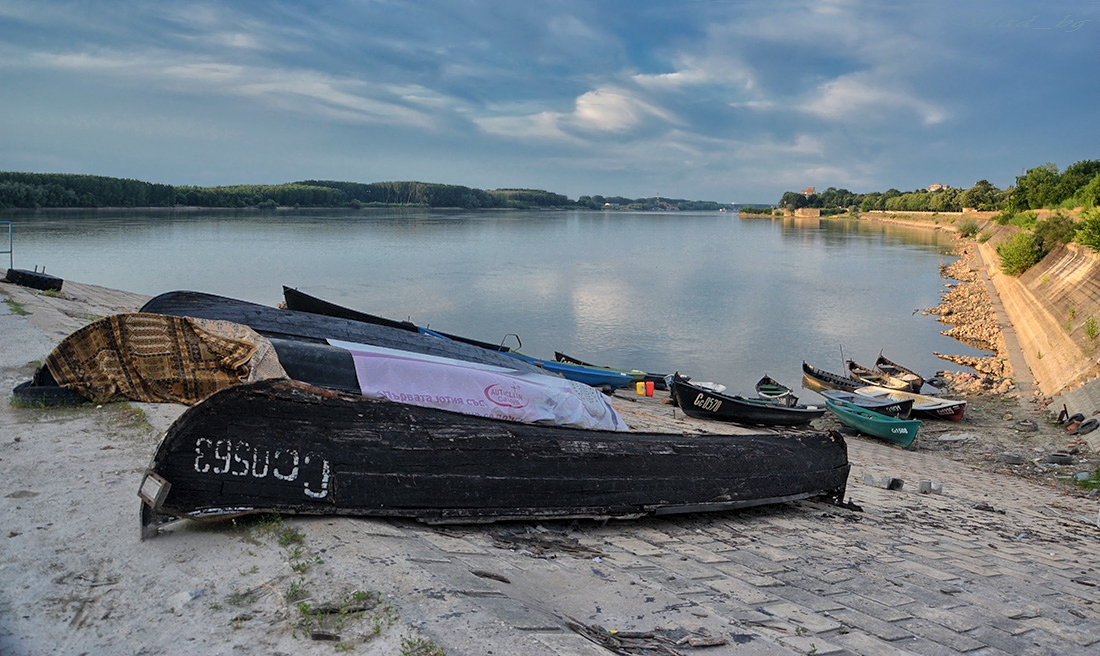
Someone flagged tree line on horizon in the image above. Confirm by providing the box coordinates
[0,172,726,212]
[767,159,1100,215]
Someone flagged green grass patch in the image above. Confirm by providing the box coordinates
[1074,465,1100,491]
[401,632,446,656]
[3,297,30,315]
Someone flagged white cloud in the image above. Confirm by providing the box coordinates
[29,47,441,129]
[805,74,948,125]
[571,87,675,132]
[475,85,678,142]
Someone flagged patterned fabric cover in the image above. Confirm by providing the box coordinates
[45,313,287,404]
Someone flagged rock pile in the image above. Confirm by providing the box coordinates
[926,246,1015,396]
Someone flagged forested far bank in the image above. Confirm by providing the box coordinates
[0,172,728,212]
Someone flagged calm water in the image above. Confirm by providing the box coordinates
[2,208,986,398]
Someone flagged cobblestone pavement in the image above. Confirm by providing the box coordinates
[310,433,1100,655]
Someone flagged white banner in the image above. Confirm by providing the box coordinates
[327,339,628,431]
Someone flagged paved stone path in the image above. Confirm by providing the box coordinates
[300,433,1100,655]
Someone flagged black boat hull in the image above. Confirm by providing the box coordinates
[139,380,850,535]
[140,291,539,373]
[801,361,866,393]
[672,379,826,426]
[4,268,62,292]
[282,286,510,352]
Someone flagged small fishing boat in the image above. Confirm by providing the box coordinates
[801,361,867,393]
[755,375,798,407]
[873,353,925,392]
[671,376,826,426]
[853,386,967,422]
[139,378,851,536]
[554,352,668,390]
[502,351,637,390]
[825,398,920,447]
[847,360,912,391]
[819,389,913,419]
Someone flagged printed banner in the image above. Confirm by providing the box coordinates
[327,339,627,431]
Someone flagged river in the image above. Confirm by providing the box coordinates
[1,208,987,397]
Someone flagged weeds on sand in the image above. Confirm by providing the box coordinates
[401,631,446,656]
[3,297,30,315]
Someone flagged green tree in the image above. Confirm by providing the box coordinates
[778,191,809,210]
[1073,174,1100,209]
[1056,160,1100,202]
[1011,163,1060,211]
[960,180,1000,210]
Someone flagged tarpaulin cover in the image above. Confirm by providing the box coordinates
[328,339,628,431]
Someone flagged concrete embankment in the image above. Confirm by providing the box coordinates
[973,224,1100,425]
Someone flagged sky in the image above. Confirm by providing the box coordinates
[1,1,1097,204]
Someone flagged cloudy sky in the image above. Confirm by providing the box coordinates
[1,0,1096,203]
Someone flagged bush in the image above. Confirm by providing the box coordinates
[957,219,980,238]
[1076,208,1100,251]
[1033,211,1079,249]
[997,232,1043,276]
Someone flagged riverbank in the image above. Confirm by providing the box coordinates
[4,274,1100,656]
[4,222,1100,656]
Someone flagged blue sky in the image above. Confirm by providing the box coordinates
[1,1,1097,203]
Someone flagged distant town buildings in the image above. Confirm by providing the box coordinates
[801,186,816,197]
[928,184,949,192]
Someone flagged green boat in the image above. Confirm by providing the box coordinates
[824,399,920,447]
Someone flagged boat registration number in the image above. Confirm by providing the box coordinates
[193,438,332,500]
[692,393,722,412]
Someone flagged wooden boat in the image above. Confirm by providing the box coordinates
[824,399,920,447]
[873,353,925,392]
[846,360,912,391]
[554,351,668,390]
[801,361,867,393]
[755,375,798,407]
[671,376,826,426]
[283,286,510,352]
[138,379,851,536]
[853,386,967,422]
[279,287,633,390]
[140,291,541,374]
[819,389,913,419]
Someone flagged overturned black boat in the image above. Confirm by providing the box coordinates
[140,290,538,373]
[282,286,511,352]
[139,379,851,536]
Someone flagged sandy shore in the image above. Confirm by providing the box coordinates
[2,244,1098,655]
